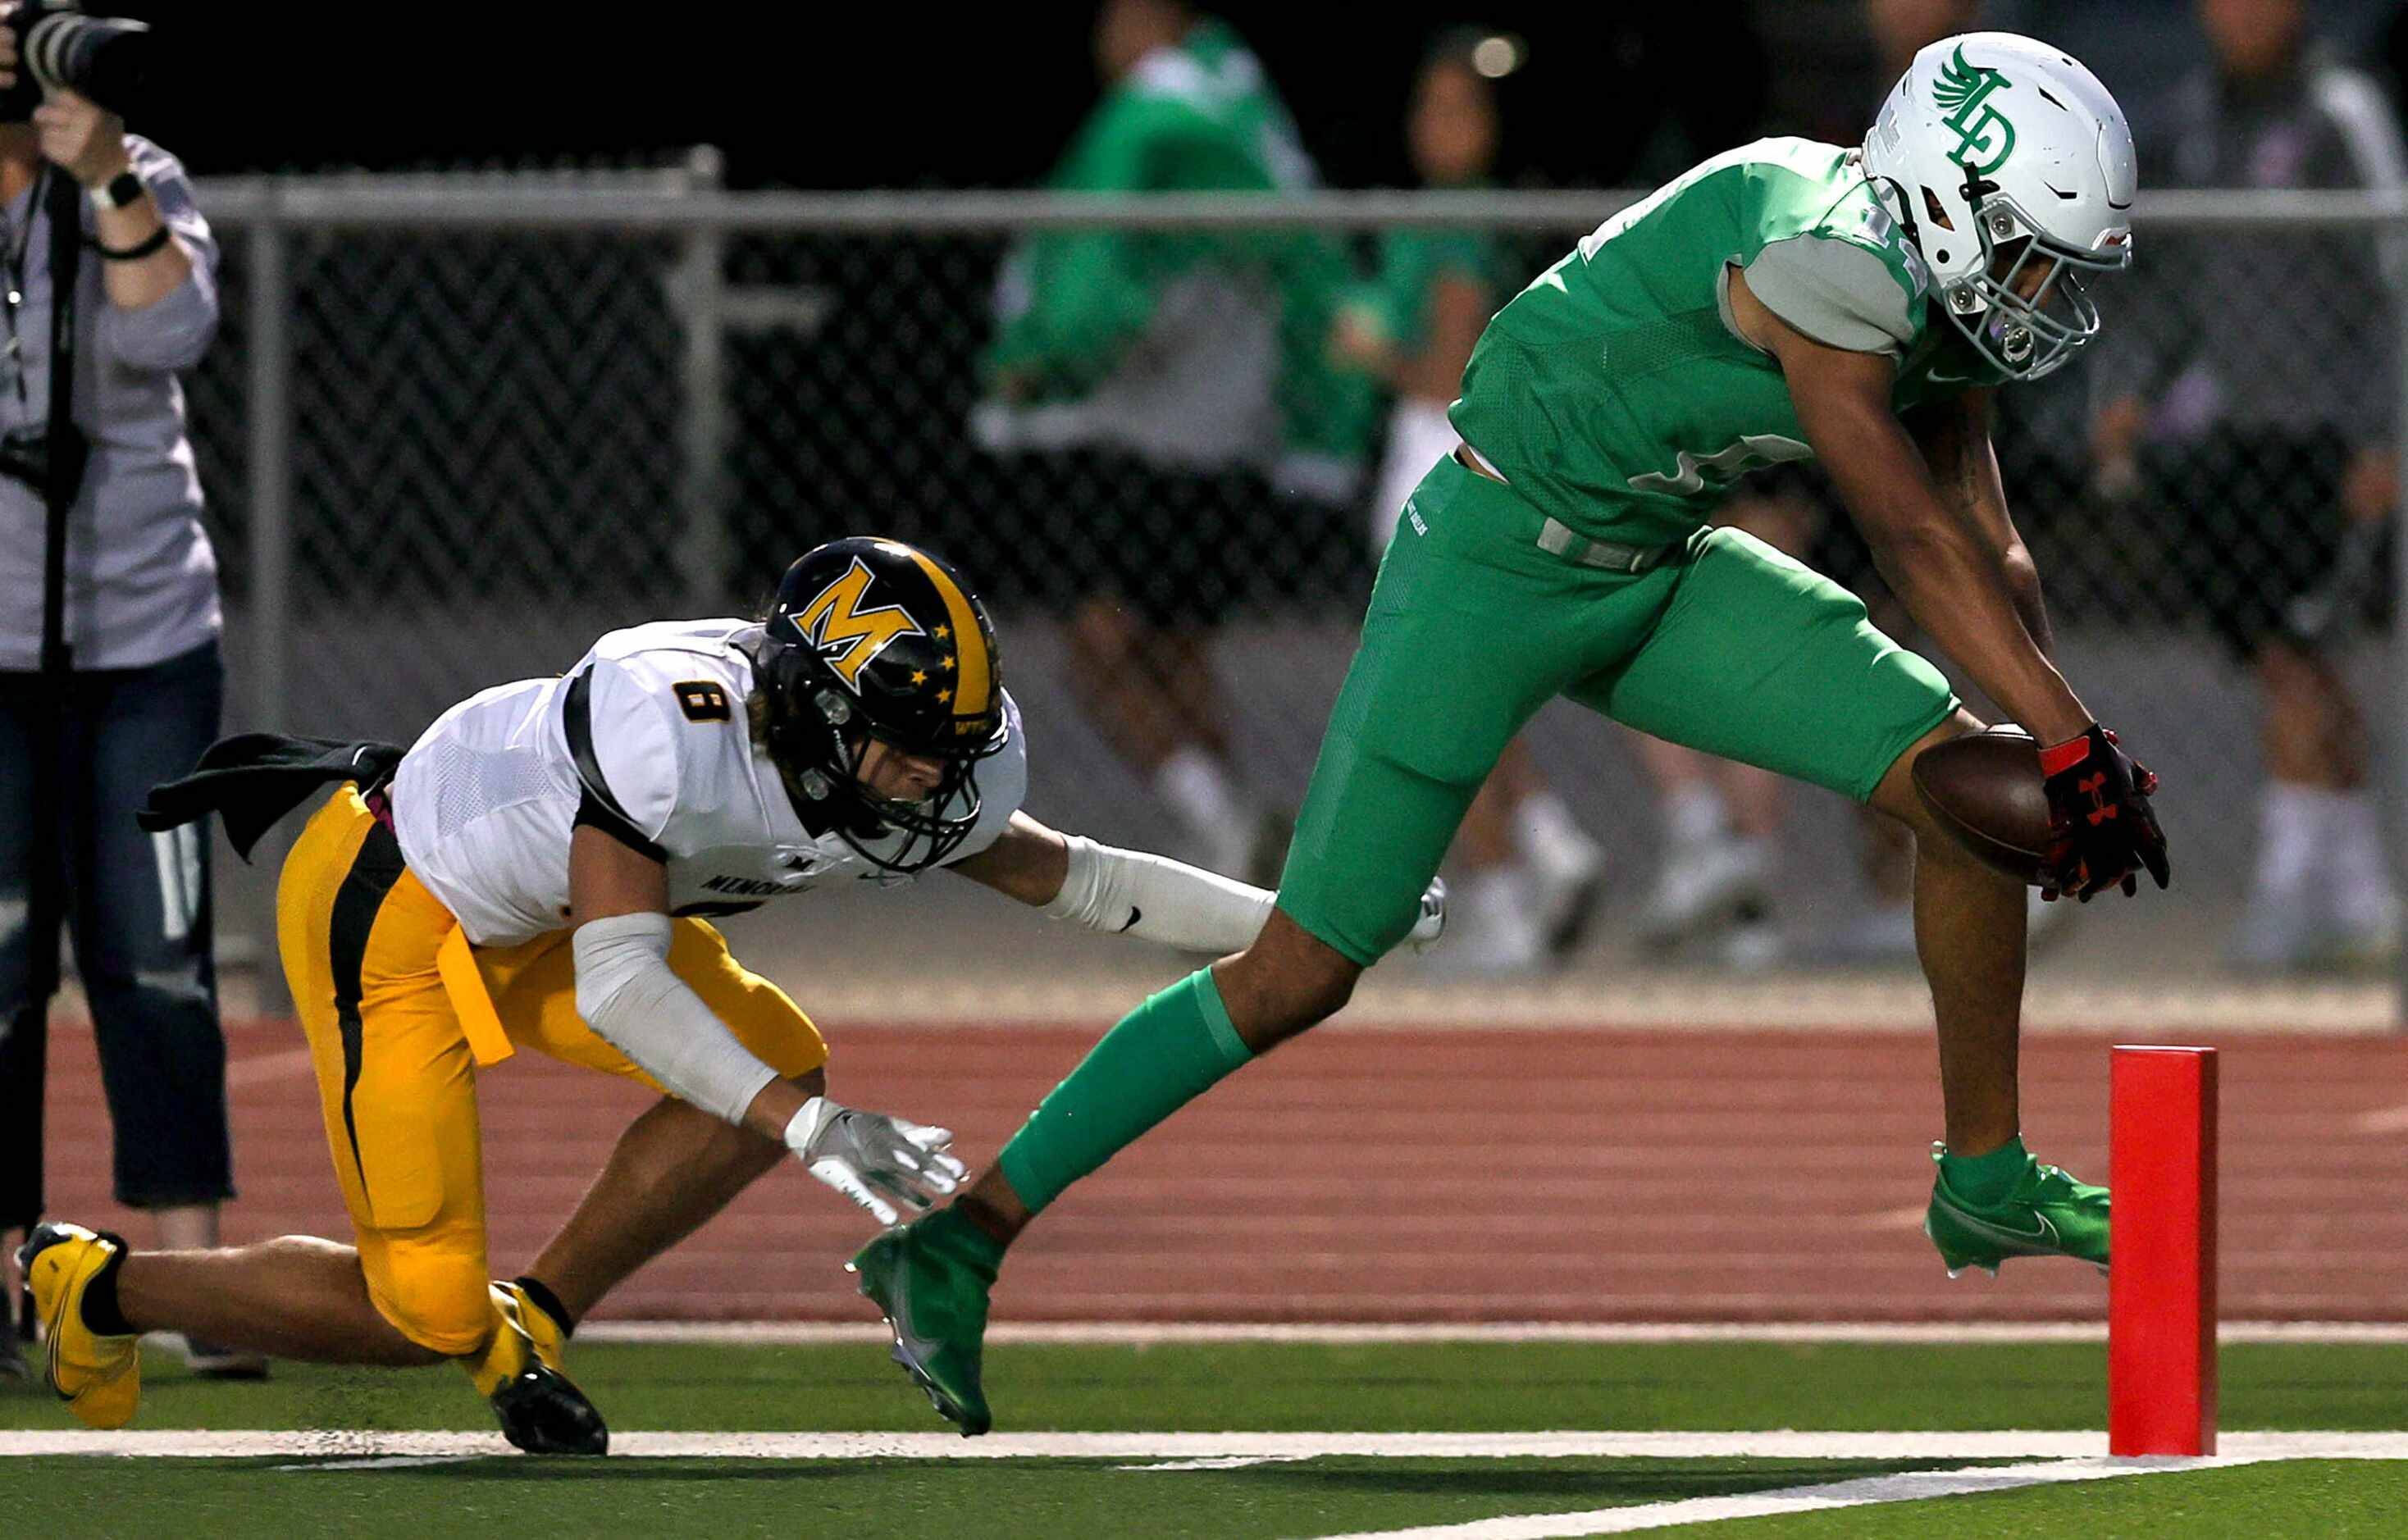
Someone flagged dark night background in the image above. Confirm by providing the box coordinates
[128,4,1798,187]
[104,2,2408,187]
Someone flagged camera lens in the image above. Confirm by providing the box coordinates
[25,11,153,117]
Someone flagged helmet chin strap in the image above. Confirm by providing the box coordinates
[1871,168,1991,315]
[1872,172,1919,244]
[1950,166,2006,311]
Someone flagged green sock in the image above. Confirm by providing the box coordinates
[996,968,1253,1216]
[1940,1133,2031,1205]
[922,1206,1005,1278]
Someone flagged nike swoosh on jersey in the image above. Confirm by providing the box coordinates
[1118,907,1142,933]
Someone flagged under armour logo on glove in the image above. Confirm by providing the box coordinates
[2077,771,2114,826]
[2040,725,2169,902]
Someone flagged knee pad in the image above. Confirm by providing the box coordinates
[367,1242,495,1358]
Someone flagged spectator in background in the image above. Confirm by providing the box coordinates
[971,0,1370,884]
[1330,30,1602,973]
[0,50,259,1374]
[2096,0,2404,970]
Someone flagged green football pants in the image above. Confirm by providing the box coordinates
[1277,452,1957,965]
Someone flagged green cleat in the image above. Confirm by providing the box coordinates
[847,1208,999,1437]
[1923,1142,2109,1278]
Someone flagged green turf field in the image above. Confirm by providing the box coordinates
[3,1338,2404,1536]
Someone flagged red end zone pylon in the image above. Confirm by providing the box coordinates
[2108,1045,2219,1456]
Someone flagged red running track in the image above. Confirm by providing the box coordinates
[34,1019,2408,1323]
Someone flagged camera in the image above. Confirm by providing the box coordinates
[0,2,152,123]
[0,420,87,503]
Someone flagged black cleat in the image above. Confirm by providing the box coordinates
[487,1362,610,1456]
[461,1282,608,1455]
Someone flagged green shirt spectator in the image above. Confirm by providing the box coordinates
[977,12,1370,494]
[1351,225,1510,366]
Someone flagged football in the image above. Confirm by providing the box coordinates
[1911,726,2053,885]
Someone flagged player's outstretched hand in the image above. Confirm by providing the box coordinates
[785,1096,967,1226]
[2039,723,2169,902]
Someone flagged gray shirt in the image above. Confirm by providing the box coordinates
[0,134,219,672]
[2105,51,2405,447]
[973,266,1283,473]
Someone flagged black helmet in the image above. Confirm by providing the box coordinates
[753,536,1009,874]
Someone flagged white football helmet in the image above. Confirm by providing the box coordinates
[1861,32,2136,380]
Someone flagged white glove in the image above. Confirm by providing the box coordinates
[784,1096,967,1226]
[1407,877,1448,954]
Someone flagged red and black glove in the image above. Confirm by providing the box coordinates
[2039,723,2170,901]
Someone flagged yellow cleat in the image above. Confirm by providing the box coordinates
[458,1280,608,1455]
[17,1223,140,1429]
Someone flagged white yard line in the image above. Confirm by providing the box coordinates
[7,1430,2408,1460]
[574,1319,2408,1346]
[269,1455,484,1473]
[1119,1455,1312,1471]
[1298,1455,2279,1540]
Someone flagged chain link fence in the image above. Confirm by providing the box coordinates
[182,174,2408,1009]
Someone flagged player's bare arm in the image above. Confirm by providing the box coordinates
[1895,378,2169,896]
[945,811,1072,904]
[1905,388,2053,656]
[1729,264,2086,745]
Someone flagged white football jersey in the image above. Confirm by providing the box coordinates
[390,619,1028,946]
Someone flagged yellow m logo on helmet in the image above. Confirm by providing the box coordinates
[791,556,924,687]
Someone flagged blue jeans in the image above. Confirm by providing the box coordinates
[0,639,230,1215]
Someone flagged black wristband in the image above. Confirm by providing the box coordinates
[92,224,171,262]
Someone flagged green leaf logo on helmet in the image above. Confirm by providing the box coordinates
[1932,44,2016,175]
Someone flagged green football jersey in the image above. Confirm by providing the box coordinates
[1450,137,2005,545]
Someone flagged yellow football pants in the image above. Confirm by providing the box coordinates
[277,786,827,1355]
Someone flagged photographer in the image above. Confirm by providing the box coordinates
[0,6,255,1378]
